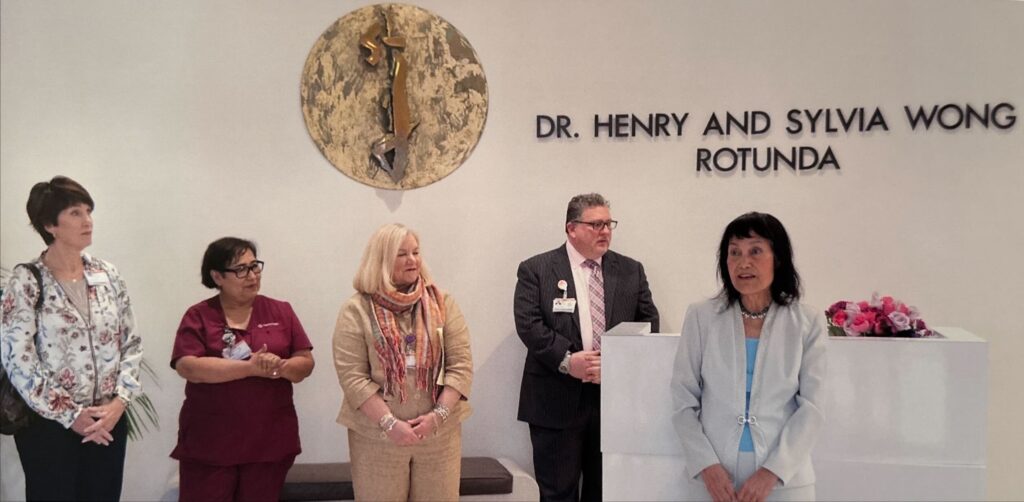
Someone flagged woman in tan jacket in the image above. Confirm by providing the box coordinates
[333,223,473,501]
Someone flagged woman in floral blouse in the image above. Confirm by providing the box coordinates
[0,175,143,501]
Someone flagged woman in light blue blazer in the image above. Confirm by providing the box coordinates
[671,212,826,502]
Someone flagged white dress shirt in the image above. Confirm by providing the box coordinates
[565,241,602,351]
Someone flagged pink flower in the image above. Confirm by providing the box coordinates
[827,295,931,337]
[845,304,862,320]
[850,314,873,334]
[832,310,848,326]
[101,372,117,395]
[827,301,848,315]
[881,296,896,315]
[48,391,74,412]
[1,295,14,320]
[58,367,77,390]
[888,311,912,331]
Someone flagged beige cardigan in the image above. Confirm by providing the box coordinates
[333,291,473,439]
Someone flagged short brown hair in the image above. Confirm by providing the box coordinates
[26,176,95,245]
[565,193,609,226]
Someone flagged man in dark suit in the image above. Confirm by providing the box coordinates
[514,193,660,502]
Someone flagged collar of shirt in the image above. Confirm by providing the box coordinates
[565,240,603,270]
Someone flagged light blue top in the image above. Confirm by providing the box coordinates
[739,337,759,452]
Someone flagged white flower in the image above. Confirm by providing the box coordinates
[888,311,912,331]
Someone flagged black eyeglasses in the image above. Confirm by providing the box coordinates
[221,260,265,278]
[573,220,618,231]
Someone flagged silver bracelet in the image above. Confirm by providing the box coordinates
[378,413,398,433]
[432,404,451,423]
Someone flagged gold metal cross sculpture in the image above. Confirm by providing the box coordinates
[360,11,418,183]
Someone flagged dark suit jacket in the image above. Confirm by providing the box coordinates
[514,245,659,428]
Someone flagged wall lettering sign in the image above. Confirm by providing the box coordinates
[536,102,1016,173]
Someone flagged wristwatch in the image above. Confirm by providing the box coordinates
[558,351,572,374]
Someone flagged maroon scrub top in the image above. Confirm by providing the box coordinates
[170,295,313,466]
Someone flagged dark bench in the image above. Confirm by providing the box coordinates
[279,457,513,501]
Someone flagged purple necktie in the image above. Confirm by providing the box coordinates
[583,259,605,350]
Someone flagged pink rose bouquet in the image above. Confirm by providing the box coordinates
[825,293,933,337]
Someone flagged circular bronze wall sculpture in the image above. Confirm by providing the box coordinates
[301,4,488,190]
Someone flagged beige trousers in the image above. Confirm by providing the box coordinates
[348,424,462,502]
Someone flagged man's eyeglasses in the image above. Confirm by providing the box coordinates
[221,260,265,278]
[572,220,618,231]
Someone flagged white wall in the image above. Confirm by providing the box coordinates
[2,1,1022,500]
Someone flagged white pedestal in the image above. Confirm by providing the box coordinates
[601,326,987,501]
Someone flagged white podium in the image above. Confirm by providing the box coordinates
[601,325,987,501]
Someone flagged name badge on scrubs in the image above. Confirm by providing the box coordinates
[553,298,576,313]
[84,271,110,286]
[224,340,253,360]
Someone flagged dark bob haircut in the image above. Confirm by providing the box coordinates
[201,237,257,289]
[717,212,801,306]
[26,176,95,245]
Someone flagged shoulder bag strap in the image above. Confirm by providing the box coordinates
[16,263,44,312]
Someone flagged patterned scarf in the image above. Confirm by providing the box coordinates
[369,278,446,403]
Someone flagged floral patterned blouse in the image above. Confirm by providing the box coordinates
[1,252,143,428]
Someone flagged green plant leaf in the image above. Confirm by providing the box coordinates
[125,357,161,440]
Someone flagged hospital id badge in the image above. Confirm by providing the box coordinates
[84,271,110,286]
[223,340,253,360]
[553,298,576,313]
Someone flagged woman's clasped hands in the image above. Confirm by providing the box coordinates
[386,411,440,446]
[407,411,441,440]
[701,463,737,502]
[736,468,779,502]
[385,419,421,446]
[701,463,778,502]
[250,344,283,378]
[73,398,127,446]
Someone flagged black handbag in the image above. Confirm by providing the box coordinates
[0,263,43,435]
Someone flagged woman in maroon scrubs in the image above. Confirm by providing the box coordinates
[170,237,314,502]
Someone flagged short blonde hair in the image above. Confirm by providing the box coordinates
[353,223,433,295]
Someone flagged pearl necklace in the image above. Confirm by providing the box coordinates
[740,302,771,320]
